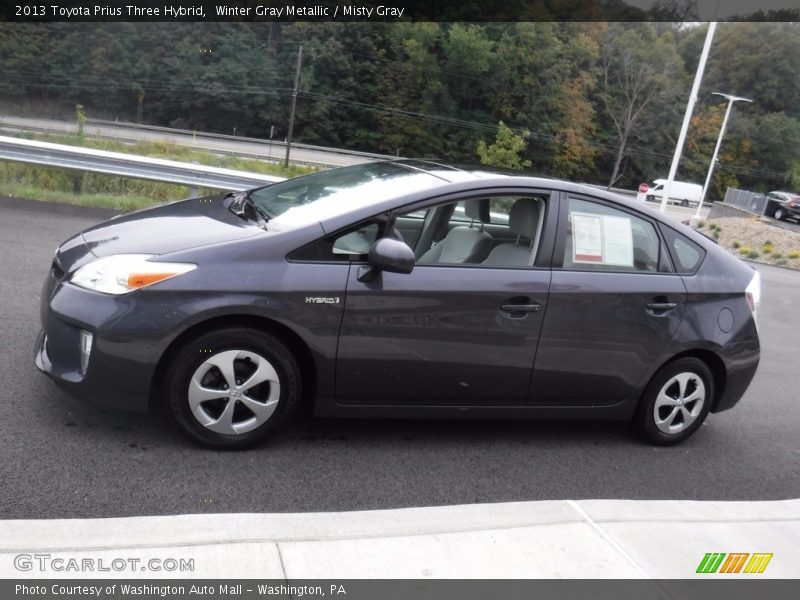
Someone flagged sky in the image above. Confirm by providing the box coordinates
[625,0,798,20]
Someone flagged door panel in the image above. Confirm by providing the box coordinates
[530,193,688,407]
[531,269,686,407]
[336,266,551,406]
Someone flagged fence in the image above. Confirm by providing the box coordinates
[723,188,767,216]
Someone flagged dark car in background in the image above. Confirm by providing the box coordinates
[765,191,800,222]
[35,160,761,448]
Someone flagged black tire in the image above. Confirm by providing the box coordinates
[165,327,301,449]
[634,357,714,446]
[774,208,784,221]
[646,195,655,203]
[680,199,689,207]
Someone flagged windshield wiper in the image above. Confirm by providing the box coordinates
[228,191,270,229]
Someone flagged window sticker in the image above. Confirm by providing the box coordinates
[572,212,603,263]
[602,215,634,267]
[571,211,634,267]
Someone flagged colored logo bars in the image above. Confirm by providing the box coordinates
[696,553,773,574]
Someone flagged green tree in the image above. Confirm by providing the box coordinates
[598,23,685,187]
[705,22,800,116]
[550,23,603,178]
[477,121,531,170]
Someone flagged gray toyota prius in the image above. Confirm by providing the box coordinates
[35,160,761,448]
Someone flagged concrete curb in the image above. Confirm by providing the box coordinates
[2,499,798,579]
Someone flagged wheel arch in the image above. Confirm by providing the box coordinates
[148,314,318,412]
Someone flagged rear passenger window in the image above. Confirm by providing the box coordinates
[561,198,660,272]
[661,226,705,274]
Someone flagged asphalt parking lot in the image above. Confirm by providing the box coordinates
[773,216,800,234]
[1,196,799,519]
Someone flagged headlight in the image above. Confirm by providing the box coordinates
[70,254,197,295]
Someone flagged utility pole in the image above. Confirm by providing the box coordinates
[284,43,303,167]
[694,93,752,220]
[660,22,717,213]
[137,90,144,124]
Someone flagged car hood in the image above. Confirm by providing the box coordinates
[57,195,263,272]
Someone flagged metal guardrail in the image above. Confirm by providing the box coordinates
[0,115,397,167]
[723,188,767,215]
[0,135,286,192]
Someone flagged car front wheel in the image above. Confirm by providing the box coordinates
[774,208,785,221]
[165,327,301,448]
[635,357,713,445]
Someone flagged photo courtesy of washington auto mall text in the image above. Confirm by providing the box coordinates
[14,583,346,598]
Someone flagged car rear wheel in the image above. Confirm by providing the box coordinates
[774,208,785,221]
[635,357,713,445]
[165,327,301,448]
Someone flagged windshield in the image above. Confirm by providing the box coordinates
[247,162,444,228]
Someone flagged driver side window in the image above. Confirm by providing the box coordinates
[400,195,546,268]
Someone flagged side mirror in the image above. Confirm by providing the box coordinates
[357,237,415,282]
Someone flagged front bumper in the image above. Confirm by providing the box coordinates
[35,278,174,413]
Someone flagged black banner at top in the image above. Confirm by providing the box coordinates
[3,0,800,22]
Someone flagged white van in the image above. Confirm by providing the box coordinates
[645,179,703,207]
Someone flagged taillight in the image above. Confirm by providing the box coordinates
[745,270,761,329]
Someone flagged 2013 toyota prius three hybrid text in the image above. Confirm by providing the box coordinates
[35,160,761,448]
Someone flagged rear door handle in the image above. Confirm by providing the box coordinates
[500,303,542,313]
[646,302,677,311]
[647,302,678,314]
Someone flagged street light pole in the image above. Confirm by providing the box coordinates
[284,43,303,168]
[694,92,752,219]
[660,22,717,213]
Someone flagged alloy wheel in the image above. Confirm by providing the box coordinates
[187,349,281,435]
[653,372,706,435]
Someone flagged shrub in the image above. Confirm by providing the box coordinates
[771,252,783,259]
[696,221,705,228]
[713,230,720,240]
[732,241,741,249]
[762,241,775,254]
[747,250,760,259]
[789,250,800,259]
[738,246,752,255]
[775,258,788,266]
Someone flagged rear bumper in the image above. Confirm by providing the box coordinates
[713,339,760,413]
